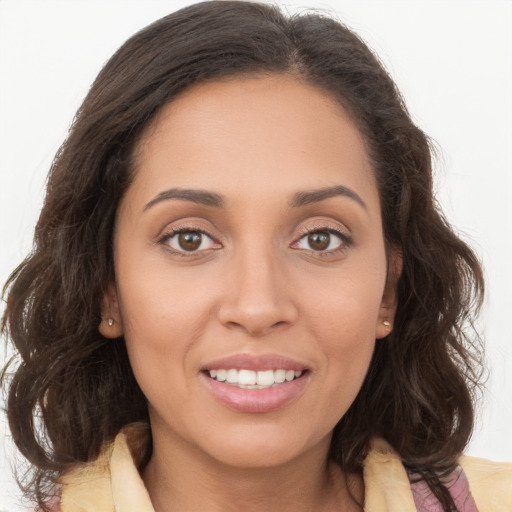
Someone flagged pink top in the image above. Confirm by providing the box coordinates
[411,465,478,511]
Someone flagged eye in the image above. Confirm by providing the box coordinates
[160,229,220,253]
[293,229,348,252]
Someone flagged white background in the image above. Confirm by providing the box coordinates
[1,0,511,510]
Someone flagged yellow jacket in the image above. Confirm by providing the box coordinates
[59,424,512,511]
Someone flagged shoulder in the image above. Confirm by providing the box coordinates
[364,438,512,512]
[56,423,152,512]
[57,438,116,512]
[459,454,512,511]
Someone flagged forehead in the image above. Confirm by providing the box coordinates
[128,74,378,211]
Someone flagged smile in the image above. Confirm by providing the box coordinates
[201,356,310,413]
[208,368,304,388]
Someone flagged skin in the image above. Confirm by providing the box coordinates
[101,74,400,511]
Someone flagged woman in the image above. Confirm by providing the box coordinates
[2,2,510,511]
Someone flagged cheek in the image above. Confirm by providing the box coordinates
[301,265,385,337]
[318,332,376,433]
[299,265,384,400]
[116,248,218,336]
[114,260,217,392]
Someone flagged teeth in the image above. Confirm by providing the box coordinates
[274,369,286,383]
[207,368,303,387]
[238,369,256,386]
[226,369,238,383]
[257,370,274,386]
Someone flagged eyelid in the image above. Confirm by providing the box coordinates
[157,223,222,255]
[291,221,353,253]
[155,217,221,243]
[294,219,351,241]
[296,227,350,246]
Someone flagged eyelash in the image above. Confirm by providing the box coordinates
[158,227,220,257]
[293,226,352,256]
[157,225,352,257]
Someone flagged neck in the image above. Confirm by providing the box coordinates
[143,426,363,512]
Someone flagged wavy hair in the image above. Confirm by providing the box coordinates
[2,2,483,510]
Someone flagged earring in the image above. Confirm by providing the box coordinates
[382,320,391,327]
[107,318,114,327]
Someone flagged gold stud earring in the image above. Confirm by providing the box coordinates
[107,318,114,327]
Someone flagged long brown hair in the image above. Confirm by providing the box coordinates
[2,2,483,510]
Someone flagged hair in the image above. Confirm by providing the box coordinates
[2,2,484,510]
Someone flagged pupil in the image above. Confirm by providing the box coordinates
[178,232,202,251]
[308,232,330,251]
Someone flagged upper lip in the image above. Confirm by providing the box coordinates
[201,354,309,372]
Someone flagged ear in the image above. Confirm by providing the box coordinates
[99,284,124,338]
[375,247,402,340]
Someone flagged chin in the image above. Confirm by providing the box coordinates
[197,423,329,469]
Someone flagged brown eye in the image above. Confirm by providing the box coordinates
[293,229,347,253]
[163,230,219,253]
[178,232,202,251]
[307,232,330,251]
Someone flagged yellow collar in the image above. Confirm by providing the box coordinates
[60,423,512,511]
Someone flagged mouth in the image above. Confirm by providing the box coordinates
[204,368,305,389]
[200,356,310,413]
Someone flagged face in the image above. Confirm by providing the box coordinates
[101,74,398,469]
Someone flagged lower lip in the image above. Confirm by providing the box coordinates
[201,373,309,413]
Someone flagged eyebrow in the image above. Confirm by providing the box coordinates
[143,188,225,211]
[290,185,367,210]
[143,184,366,212]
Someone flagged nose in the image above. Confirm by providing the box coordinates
[217,247,299,337]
